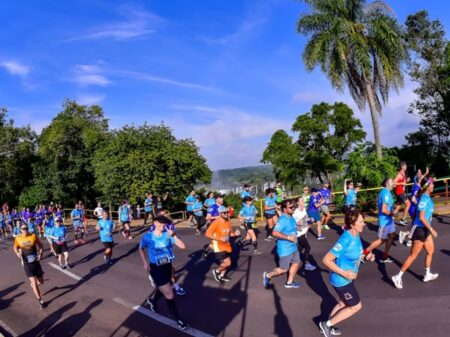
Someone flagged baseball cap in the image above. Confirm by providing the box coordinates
[218,206,228,213]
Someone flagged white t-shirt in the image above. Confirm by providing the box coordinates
[94,207,104,219]
[293,208,308,237]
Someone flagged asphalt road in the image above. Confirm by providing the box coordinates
[1,214,450,337]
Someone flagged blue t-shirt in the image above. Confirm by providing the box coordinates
[264,196,276,215]
[71,209,83,225]
[345,189,357,206]
[186,195,195,211]
[378,188,394,227]
[51,226,67,243]
[320,188,331,205]
[209,204,220,218]
[239,204,257,223]
[413,194,434,228]
[144,198,153,212]
[309,194,321,213]
[409,183,421,218]
[13,226,21,236]
[35,211,44,225]
[329,230,363,287]
[27,221,36,234]
[44,217,55,236]
[241,191,251,199]
[119,205,130,222]
[204,198,216,214]
[273,214,298,257]
[98,219,114,242]
[193,201,204,216]
[140,231,176,265]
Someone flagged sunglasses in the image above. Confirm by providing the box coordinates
[287,206,295,210]
[20,227,28,230]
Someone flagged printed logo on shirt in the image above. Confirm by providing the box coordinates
[333,243,343,252]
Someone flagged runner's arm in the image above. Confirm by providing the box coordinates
[323,252,356,280]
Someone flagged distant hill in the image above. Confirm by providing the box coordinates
[209,165,275,189]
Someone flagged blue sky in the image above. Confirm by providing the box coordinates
[1,0,449,170]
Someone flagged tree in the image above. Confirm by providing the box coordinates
[292,102,366,182]
[23,100,109,207]
[0,108,37,206]
[261,130,303,189]
[404,11,450,170]
[297,0,407,159]
[93,124,211,206]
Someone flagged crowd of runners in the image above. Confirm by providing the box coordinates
[1,161,442,335]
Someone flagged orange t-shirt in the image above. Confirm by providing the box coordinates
[206,217,232,253]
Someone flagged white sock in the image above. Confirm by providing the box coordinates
[326,320,332,327]
[425,268,430,275]
[398,271,404,278]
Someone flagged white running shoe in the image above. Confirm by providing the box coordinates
[423,272,439,282]
[391,274,403,289]
[304,263,316,271]
[399,231,407,245]
[406,240,412,247]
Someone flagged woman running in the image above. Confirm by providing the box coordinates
[319,210,374,337]
[50,218,70,269]
[264,188,278,241]
[391,178,438,289]
[96,211,115,265]
[293,197,316,271]
[237,196,261,255]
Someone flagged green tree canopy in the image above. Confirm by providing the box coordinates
[297,0,407,159]
[93,124,211,206]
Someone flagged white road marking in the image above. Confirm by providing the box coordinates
[47,262,83,281]
[0,318,18,337]
[114,297,214,337]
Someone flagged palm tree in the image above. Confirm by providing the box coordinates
[297,0,407,159]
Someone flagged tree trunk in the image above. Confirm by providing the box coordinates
[364,80,383,159]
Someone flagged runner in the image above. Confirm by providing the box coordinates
[241,184,252,201]
[139,215,188,330]
[309,188,326,240]
[13,223,46,309]
[362,178,397,263]
[43,212,56,257]
[263,199,301,289]
[153,193,168,218]
[143,193,153,225]
[204,192,216,215]
[393,161,411,225]
[71,203,86,244]
[302,186,311,211]
[193,195,206,235]
[35,206,45,238]
[237,196,261,255]
[94,202,104,221]
[275,181,286,204]
[293,197,316,271]
[343,179,358,215]
[319,210,374,337]
[392,178,438,289]
[96,211,115,265]
[118,199,133,240]
[205,206,240,282]
[264,188,278,241]
[0,210,8,239]
[320,182,332,230]
[78,201,88,236]
[49,218,70,269]
[203,194,225,259]
[185,190,196,227]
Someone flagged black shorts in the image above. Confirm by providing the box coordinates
[186,211,194,216]
[215,251,231,261]
[333,282,360,307]
[342,205,355,214]
[53,242,68,255]
[149,263,172,287]
[102,242,114,249]
[411,226,430,243]
[23,262,44,278]
[245,222,256,230]
[121,220,130,225]
[264,213,276,220]
[396,193,407,205]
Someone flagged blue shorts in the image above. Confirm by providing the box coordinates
[0,222,6,228]
[307,210,321,222]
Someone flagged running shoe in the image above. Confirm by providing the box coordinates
[79,239,86,244]
[330,326,342,336]
[146,296,156,312]
[263,272,271,288]
[423,272,439,282]
[406,240,412,247]
[220,275,231,282]
[398,231,407,245]
[284,281,301,288]
[106,259,114,265]
[212,269,221,282]
[177,320,188,330]
[304,263,316,271]
[195,230,201,236]
[264,235,274,241]
[391,274,403,289]
[319,321,332,337]
[128,235,134,240]
[39,299,45,309]
[175,287,186,296]
[399,218,408,226]
[187,222,196,228]
[60,264,66,270]
[65,264,71,269]
[253,250,262,255]
[74,240,79,245]
[322,225,330,230]
[380,257,393,263]
[317,235,326,240]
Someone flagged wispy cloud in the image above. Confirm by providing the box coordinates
[71,64,112,87]
[0,60,30,77]
[77,93,106,105]
[64,5,163,42]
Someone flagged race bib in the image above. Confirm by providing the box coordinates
[26,254,38,263]
[156,256,171,266]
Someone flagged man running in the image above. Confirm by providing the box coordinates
[320,182,332,230]
[193,195,206,235]
[49,218,70,269]
[309,188,326,240]
[13,223,46,309]
[96,211,115,265]
[94,202,104,221]
[393,161,411,225]
[293,197,316,271]
[205,206,240,282]
[143,193,153,225]
[139,215,188,330]
[118,200,133,240]
[363,178,396,263]
[203,194,225,259]
[343,179,358,215]
[71,203,85,244]
[185,190,196,227]
[241,184,252,201]
[263,199,301,289]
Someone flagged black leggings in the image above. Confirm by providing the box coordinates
[144,211,152,225]
[195,215,206,231]
[297,235,311,262]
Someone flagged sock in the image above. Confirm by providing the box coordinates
[173,283,180,291]
[326,320,332,327]
[425,267,430,275]
[398,271,404,278]
[166,299,180,320]
[252,241,258,250]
